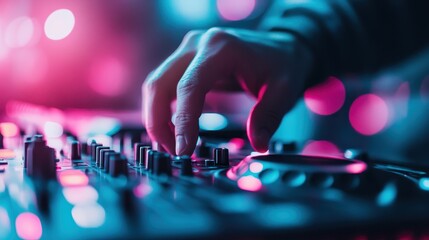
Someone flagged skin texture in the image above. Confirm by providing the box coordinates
[143,28,314,156]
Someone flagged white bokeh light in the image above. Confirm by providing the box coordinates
[44,9,75,40]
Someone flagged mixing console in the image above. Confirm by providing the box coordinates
[1,126,429,239]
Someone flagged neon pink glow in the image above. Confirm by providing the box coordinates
[304,76,346,115]
[15,212,42,240]
[237,176,262,192]
[0,122,19,137]
[11,49,49,84]
[349,94,389,135]
[0,149,16,159]
[59,170,89,187]
[133,183,153,198]
[226,169,236,180]
[216,0,256,21]
[345,162,367,174]
[5,17,34,48]
[89,57,129,97]
[249,162,263,173]
[301,140,341,157]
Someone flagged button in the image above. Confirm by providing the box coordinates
[133,143,145,165]
[109,153,128,178]
[26,135,56,180]
[214,148,229,166]
[103,151,117,173]
[179,156,193,177]
[138,146,151,167]
[91,142,102,162]
[95,146,109,167]
[99,149,114,169]
[70,141,81,161]
[152,152,171,176]
[146,150,157,172]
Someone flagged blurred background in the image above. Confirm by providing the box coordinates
[0,0,429,163]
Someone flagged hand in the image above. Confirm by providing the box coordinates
[143,28,314,155]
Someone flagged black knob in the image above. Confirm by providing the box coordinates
[23,136,33,168]
[109,153,128,178]
[152,152,172,176]
[196,141,212,158]
[99,149,114,169]
[26,135,56,180]
[95,146,109,166]
[91,142,102,162]
[146,150,157,172]
[133,143,145,165]
[180,156,193,177]
[103,151,117,173]
[214,148,229,166]
[139,146,152,167]
[70,141,81,161]
[0,133,3,149]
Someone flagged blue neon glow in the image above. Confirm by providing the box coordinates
[419,178,429,190]
[199,113,228,131]
[376,183,397,206]
[161,0,214,25]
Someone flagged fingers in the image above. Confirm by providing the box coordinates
[174,28,238,155]
[247,79,299,152]
[142,31,202,154]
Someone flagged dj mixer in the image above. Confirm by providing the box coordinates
[1,124,429,239]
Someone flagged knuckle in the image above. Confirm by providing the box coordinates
[202,27,236,47]
[177,77,199,94]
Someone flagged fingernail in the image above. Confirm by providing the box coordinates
[176,135,187,155]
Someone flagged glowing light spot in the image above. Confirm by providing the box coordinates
[419,178,429,191]
[59,170,89,187]
[171,0,211,21]
[226,169,236,180]
[63,186,98,205]
[0,149,16,159]
[89,57,129,97]
[237,176,262,192]
[301,140,341,157]
[258,204,310,227]
[0,207,11,238]
[217,0,256,21]
[349,94,389,135]
[87,117,121,136]
[0,122,19,137]
[133,182,153,198]
[376,183,397,206]
[71,203,105,228]
[5,17,34,48]
[199,113,228,131]
[43,121,63,138]
[249,162,263,173]
[44,9,75,40]
[15,212,42,240]
[259,169,280,184]
[304,77,345,115]
[345,162,367,174]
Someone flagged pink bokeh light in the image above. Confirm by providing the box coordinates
[15,212,43,240]
[58,170,89,187]
[345,162,367,174]
[0,122,19,137]
[301,140,341,157]
[216,0,256,21]
[304,76,346,115]
[88,57,129,97]
[237,176,262,192]
[349,94,389,135]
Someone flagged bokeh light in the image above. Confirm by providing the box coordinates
[249,162,263,173]
[0,207,10,239]
[237,176,262,192]
[43,121,63,138]
[171,0,211,21]
[15,212,42,240]
[301,140,341,157]
[349,94,389,135]
[63,186,98,205]
[217,0,256,21]
[89,57,129,97]
[59,170,89,187]
[72,203,106,228]
[345,162,367,174]
[304,76,346,115]
[5,17,34,48]
[44,9,75,40]
[0,122,19,137]
[199,113,228,131]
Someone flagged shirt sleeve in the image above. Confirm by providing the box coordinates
[259,0,429,86]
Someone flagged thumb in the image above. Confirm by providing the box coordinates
[247,81,298,152]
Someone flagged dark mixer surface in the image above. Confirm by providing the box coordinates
[1,126,429,239]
